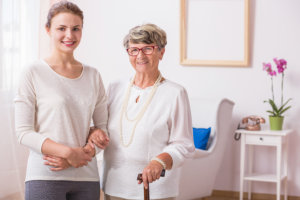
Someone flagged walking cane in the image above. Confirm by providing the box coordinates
[137,169,165,200]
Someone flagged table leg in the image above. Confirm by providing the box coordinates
[284,177,288,200]
[276,144,282,200]
[240,134,245,200]
[283,140,288,200]
[248,145,253,200]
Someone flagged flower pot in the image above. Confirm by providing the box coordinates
[269,116,284,130]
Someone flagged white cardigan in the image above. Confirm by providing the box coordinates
[14,60,107,182]
[101,78,195,199]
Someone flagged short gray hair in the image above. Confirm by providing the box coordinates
[123,23,167,50]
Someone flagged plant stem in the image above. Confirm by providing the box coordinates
[281,72,284,106]
[271,76,274,102]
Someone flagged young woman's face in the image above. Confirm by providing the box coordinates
[46,12,83,54]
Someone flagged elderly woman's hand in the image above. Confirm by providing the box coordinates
[88,128,110,149]
[83,142,96,157]
[139,160,164,189]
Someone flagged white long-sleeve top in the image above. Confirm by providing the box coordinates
[101,78,195,199]
[14,60,107,182]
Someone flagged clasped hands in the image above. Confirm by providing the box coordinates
[44,128,109,171]
[43,127,165,189]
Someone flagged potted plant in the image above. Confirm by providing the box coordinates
[263,58,291,130]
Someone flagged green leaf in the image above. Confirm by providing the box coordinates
[278,98,292,112]
[266,110,275,116]
[264,98,291,117]
[279,106,291,115]
[268,99,279,114]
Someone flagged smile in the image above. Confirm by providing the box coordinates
[61,41,76,47]
[137,61,148,64]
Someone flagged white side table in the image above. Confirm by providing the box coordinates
[236,129,293,200]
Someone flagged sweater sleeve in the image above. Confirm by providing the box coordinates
[14,68,48,153]
[162,87,195,168]
[92,72,108,154]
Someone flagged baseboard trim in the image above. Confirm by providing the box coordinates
[208,190,300,200]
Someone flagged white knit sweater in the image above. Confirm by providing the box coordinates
[14,60,107,182]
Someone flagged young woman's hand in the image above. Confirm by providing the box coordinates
[43,143,95,170]
[41,139,93,168]
[88,128,109,149]
[43,155,70,171]
[66,147,93,168]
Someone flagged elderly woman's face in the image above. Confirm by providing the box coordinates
[127,42,165,75]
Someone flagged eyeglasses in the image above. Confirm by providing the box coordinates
[126,45,159,56]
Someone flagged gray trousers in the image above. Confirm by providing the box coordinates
[25,180,100,200]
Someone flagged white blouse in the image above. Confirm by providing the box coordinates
[101,78,195,199]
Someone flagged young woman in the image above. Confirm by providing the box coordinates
[14,2,108,199]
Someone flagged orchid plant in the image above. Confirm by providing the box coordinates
[263,58,291,117]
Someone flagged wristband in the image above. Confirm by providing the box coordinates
[151,157,166,169]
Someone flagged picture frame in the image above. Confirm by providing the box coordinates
[180,0,250,67]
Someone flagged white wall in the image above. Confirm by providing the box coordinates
[40,0,300,196]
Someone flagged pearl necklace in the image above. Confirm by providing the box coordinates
[119,73,162,147]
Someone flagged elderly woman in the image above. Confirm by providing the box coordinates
[91,23,195,200]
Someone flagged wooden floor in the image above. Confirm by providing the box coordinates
[203,197,237,200]
[101,190,300,200]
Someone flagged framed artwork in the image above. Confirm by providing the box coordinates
[180,0,250,67]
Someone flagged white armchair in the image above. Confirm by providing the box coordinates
[176,98,235,200]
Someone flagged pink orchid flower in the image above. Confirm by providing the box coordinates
[263,62,276,76]
[273,58,287,74]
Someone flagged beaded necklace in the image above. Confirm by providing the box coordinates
[119,73,162,147]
